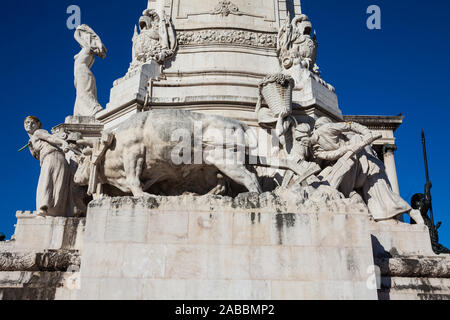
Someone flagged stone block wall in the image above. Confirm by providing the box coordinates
[0,214,84,300]
[1,194,449,300]
[79,194,378,300]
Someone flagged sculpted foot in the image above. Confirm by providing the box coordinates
[410,209,425,225]
[36,209,48,219]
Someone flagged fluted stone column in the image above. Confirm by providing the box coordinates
[383,144,400,195]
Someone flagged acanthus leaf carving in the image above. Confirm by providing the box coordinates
[212,0,242,17]
[177,29,277,49]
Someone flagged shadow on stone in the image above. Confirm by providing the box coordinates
[371,235,392,300]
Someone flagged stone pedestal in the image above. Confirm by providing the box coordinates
[370,221,435,257]
[370,221,450,300]
[1,197,449,300]
[11,212,85,251]
[79,194,378,300]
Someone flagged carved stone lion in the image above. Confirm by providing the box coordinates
[129,9,177,70]
[277,14,319,74]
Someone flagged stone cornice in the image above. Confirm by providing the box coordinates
[52,123,104,138]
[376,256,450,279]
[344,115,404,132]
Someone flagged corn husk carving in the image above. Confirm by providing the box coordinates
[256,73,295,143]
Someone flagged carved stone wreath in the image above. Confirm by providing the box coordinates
[212,0,242,17]
[177,30,277,49]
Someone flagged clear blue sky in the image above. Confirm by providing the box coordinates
[1,0,449,248]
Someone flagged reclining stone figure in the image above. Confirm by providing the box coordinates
[73,109,318,197]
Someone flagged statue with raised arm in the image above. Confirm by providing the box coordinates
[24,116,73,217]
[73,24,107,117]
[310,117,424,224]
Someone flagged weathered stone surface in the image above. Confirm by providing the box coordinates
[0,271,80,301]
[79,193,378,300]
[370,221,435,257]
[379,276,450,301]
[24,116,75,217]
[11,214,85,251]
[73,25,106,117]
[4,0,449,302]
[376,256,450,279]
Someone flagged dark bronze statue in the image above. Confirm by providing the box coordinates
[411,131,449,255]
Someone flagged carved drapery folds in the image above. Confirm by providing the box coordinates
[73,25,107,117]
[129,9,177,71]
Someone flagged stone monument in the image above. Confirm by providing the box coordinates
[1,0,449,300]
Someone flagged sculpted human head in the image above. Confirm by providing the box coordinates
[294,123,312,141]
[24,116,42,135]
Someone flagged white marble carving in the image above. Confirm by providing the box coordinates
[278,14,319,73]
[212,0,241,17]
[177,29,277,48]
[130,9,177,70]
[256,74,295,145]
[24,116,73,217]
[73,110,314,197]
[73,24,107,117]
[310,117,424,224]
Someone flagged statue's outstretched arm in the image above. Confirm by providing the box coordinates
[34,130,69,152]
[314,145,351,162]
[348,122,372,136]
